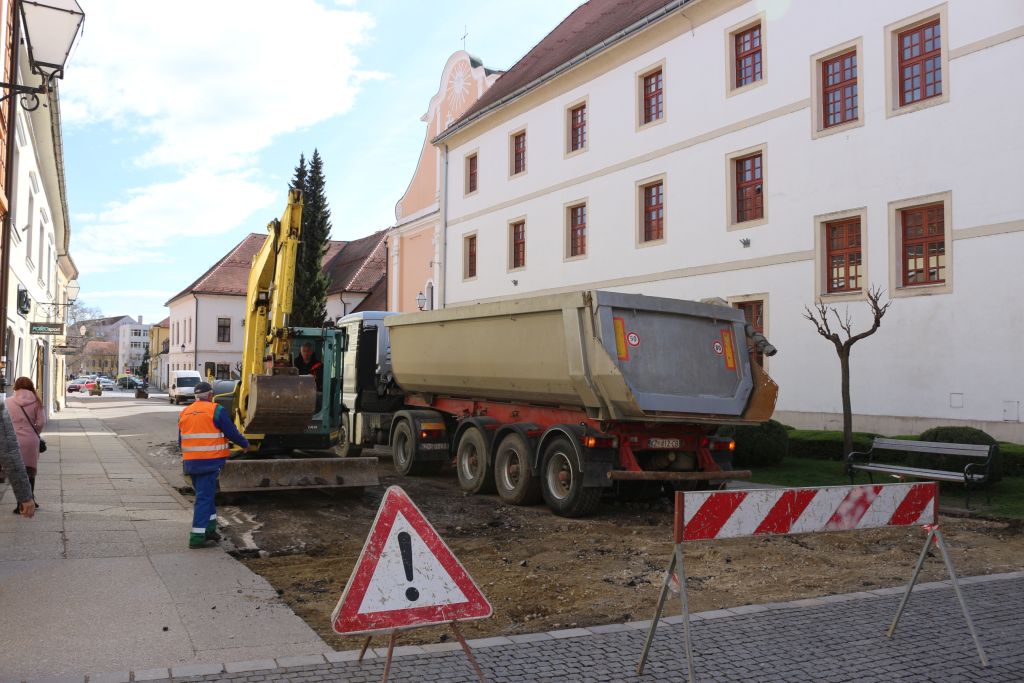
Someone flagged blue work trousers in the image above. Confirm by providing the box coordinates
[190,470,219,534]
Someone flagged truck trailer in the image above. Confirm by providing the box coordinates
[336,290,777,517]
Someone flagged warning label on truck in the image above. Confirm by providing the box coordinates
[720,329,737,370]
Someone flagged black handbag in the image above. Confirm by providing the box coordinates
[17,403,45,453]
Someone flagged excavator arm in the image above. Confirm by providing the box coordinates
[234,189,317,437]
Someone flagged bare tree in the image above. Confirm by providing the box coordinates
[803,285,892,459]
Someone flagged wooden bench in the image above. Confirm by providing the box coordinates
[847,437,996,509]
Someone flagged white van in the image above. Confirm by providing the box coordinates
[169,370,203,405]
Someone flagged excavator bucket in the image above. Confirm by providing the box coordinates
[242,374,317,434]
[218,456,379,492]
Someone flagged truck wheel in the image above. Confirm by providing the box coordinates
[456,428,495,494]
[335,422,362,458]
[494,433,541,506]
[392,421,417,475]
[541,436,601,517]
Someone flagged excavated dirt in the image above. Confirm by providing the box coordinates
[234,456,1024,651]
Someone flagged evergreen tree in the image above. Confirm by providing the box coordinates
[289,150,330,327]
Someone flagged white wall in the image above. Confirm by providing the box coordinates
[117,324,151,375]
[167,294,245,381]
[441,0,1024,439]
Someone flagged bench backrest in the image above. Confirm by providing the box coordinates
[872,438,993,459]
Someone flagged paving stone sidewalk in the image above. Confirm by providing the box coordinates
[0,402,328,681]
[19,573,1021,683]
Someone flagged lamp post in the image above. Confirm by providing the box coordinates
[415,292,426,311]
[0,0,85,392]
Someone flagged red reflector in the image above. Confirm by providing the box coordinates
[699,437,710,448]
[583,436,614,449]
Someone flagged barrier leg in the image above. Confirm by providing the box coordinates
[934,529,989,667]
[450,621,487,682]
[675,542,697,683]
[358,636,372,662]
[637,551,677,675]
[888,527,936,638]
[380,631,397,683]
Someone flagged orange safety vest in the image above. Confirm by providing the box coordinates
[178,401,229,460]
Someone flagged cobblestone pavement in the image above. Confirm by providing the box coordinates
[148,574,1022,683]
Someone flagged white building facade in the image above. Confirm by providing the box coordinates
[167,294,245,384]
[117,321,150,376]
[435,0,1024,440]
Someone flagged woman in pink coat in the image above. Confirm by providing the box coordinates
[9,376,44,512]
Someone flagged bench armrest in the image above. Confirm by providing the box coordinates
[964,461,990,479]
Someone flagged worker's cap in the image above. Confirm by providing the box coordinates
[194,382,213,396]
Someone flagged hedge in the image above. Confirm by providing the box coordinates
[717,419,789,467]
[787,430,878,461]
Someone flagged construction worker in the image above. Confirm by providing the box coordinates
[178,381,250,549]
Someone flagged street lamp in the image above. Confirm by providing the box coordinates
[415,292,426,311]
[0,0,85,112]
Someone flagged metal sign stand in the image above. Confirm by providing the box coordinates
[356,621,486,683]
[638,491,696,681]
[888,524,988,667]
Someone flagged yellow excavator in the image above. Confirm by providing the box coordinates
[216,189,379,492]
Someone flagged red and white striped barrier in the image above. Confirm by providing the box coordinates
[638,482,987,680]
[682,483,937,541]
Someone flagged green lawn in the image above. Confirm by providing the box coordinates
[748,456,1024,519]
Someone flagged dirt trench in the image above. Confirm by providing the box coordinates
[232,460,1024,651]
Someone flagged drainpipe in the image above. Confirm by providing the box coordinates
[0,2,23,393]
[192,293,199,373]
[438,143,448,309]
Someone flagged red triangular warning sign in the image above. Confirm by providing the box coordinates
[332,486,492,635]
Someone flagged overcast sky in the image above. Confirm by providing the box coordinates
[60,0,583,323]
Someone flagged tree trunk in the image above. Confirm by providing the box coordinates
[839,349,853,459]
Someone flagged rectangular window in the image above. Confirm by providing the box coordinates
[216,363,230,380]
[642,70,663,124]
[822,50,858,128]
[510,221,526,269]
[735,300,765,367]
[825,217,862,293]
[899,19,941,106]
[512,132,526,175]
[464,234,477,279]
[466,153,477,194]
[735,153,763,223]
[735,25,762,88]
[217,317,231,343]
[641,181,664,243]
[569,104,586,152]
[901,203,945,286]
[568,204,586,257]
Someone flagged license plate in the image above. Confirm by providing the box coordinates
[419,443,449,451]
[649,438,681,449]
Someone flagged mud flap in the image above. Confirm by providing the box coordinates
[218,457,379,492]
[582,450,616,487]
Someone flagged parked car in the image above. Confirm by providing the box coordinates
[169,370,203,405]
[67,379,89,393]
[99,378,116,390]
[117,376,142,389]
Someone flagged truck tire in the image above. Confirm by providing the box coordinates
[336,422,362,458]
[540,436,601,517]
[456,427,495,494]
[494,432,541,506]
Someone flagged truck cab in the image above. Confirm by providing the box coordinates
[336,311,402,454]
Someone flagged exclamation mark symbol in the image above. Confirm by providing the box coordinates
[398,531,419,601]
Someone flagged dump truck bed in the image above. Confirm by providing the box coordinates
[385,290,775,422]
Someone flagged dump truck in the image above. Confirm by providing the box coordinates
[334,290,777,516]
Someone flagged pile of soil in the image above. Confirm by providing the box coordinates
[236,465,1024,651]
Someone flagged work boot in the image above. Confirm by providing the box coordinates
[205,521,221,542]
[189,532,217,549]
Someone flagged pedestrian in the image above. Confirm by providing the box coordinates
[177,381,250,549]
[8,377,45,512]
[0,394,35,518]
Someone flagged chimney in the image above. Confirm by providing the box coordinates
[138,315,143,324]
